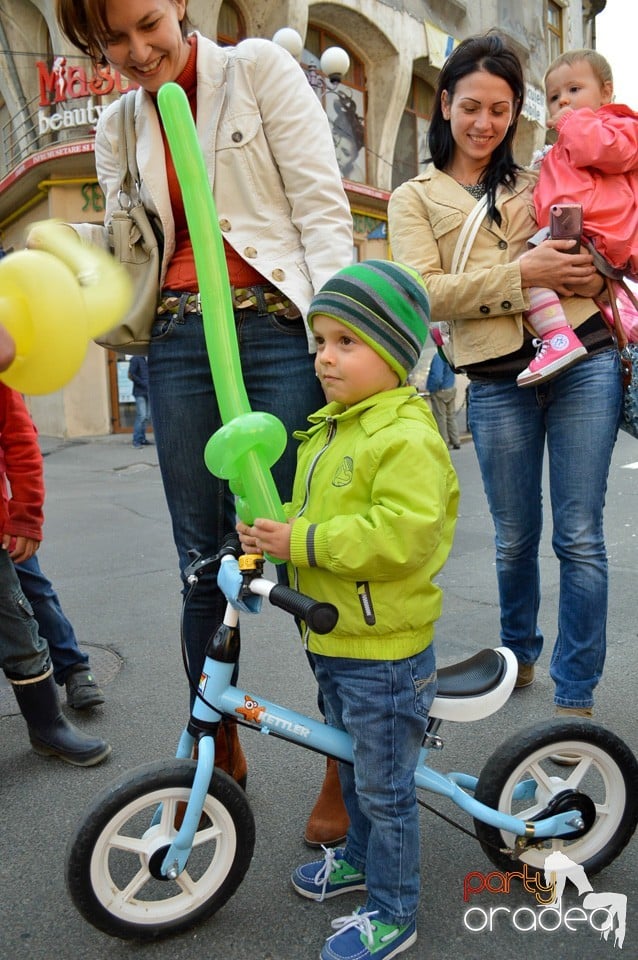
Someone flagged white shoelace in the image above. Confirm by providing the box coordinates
[328,910,379,946]
[312,845,337,902]
[532,336,550,358]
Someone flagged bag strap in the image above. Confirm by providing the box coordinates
[604,276,632,388]
[605,276,627,349]
[451,193,489,275]
[117,91,141,204]
[620,278,638,314]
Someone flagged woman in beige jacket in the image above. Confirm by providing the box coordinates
[56,0,353,834]
[389,34,621,735]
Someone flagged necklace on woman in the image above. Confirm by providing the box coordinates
[461,182,487,200]
[446,168,488,200]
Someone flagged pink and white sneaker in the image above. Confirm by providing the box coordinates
[517,326,587,387]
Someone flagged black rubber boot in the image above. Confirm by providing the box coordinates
[9,667,111,767]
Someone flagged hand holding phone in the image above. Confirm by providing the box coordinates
[549,203,583,254]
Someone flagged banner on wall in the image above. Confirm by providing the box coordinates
[424,22,459,69]
[522,83,546,125]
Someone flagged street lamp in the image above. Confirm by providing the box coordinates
[272,27,350,92]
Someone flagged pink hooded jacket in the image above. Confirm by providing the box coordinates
[534,103,638,278]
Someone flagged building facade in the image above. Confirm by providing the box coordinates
[0,0,602,436]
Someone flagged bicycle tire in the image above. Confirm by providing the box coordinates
[474,720,638,875]
[66,758,255,940]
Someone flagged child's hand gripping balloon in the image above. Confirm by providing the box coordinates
[0,220,132,395]
[156,84,287,536]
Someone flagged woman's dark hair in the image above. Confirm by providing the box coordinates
[428,33,524,223]
[56,0,193,65]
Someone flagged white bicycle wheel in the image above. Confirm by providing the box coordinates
[66,759,255,939]
[474,720,638,874]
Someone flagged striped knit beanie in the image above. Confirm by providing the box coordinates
[307,260,430,382]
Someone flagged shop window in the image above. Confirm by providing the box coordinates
[392,76,434,190]
[217,1,245,46]
[303,27,367,184]
[547,1,563,62]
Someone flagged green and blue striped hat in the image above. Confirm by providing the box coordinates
[307,260,430,382]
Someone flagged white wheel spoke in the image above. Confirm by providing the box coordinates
[158,798,179,833]
[108,832,153,855]
[174,869,197,896]
[192,823,222,847]
[112,865,153,906]
[562,756,594,786]
[524,759,557,794]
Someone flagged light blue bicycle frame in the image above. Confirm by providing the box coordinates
[159,605,583,881]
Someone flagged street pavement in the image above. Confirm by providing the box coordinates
[1,427,637,960]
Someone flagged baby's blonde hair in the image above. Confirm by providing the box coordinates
[544,48,613,95]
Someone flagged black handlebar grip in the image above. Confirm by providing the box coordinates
[268,584,338,635]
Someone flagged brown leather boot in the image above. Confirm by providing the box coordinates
[304,757,349,848]
[213,718,248,788]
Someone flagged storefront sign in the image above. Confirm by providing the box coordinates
[35,58,135,134]
[523,83,545,125]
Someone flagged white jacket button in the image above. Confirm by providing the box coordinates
[272,268,285,282]
[219,219,231,232]
[244,246,258,258]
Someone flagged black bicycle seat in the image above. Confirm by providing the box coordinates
[436,648,507,698]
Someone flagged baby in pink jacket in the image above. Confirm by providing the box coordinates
[517,49,638,387]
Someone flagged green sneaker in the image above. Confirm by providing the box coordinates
[322,909,416,960]
[291,847,367,901]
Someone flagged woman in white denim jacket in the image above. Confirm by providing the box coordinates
[55,0,353,834]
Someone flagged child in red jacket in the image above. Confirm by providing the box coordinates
[0,381,110,765]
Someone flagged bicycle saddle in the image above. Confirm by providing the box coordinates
[436,648,507,698]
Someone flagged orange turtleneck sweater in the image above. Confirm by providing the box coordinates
[159,35,266,292]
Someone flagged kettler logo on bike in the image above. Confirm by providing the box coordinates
[234,693,312,739]
[462,854,627,947]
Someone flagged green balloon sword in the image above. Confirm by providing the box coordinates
[157,83,287,548]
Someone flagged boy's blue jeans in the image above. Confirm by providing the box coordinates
[148,304,325,682]
[0,550,49,679]
[468,349,622,708]
[312,645,437,927]
[15,555,88,685]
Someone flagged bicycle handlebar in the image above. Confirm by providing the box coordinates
[248,578,338,635]
[185,549,339,635]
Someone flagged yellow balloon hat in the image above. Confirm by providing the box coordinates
[0,220,133,395]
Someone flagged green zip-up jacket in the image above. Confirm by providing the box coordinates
[286,386,459,659]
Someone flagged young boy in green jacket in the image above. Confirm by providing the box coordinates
[234,260,459,960]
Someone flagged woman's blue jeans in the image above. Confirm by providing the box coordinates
[468,349,622,708]
[313,645,437,927]
[147,303,325,682]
